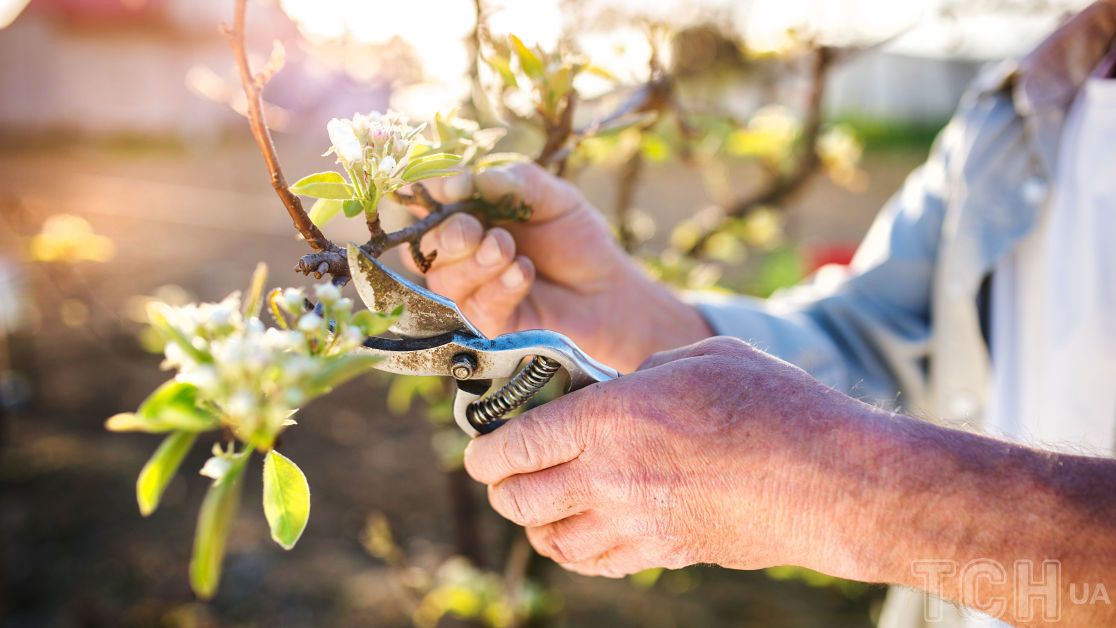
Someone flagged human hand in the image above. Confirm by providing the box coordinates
[462,337,873,578]
[403,162,710,372]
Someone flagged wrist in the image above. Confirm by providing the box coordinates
[604,259,713,371]
[715,385,893,576]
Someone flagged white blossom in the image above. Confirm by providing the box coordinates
[297,313,324,333]
[314,283,341,303]
[199,455,233,481]
[327,118,363,163]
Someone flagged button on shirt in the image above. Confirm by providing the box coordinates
[987,76,1116,457]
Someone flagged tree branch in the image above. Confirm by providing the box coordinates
[223,0,336,256]
[686,46,835,256]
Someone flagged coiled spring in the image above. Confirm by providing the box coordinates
[467,356,561,428]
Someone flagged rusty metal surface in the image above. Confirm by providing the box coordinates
[347,244,482,339]
[348,244,617,435]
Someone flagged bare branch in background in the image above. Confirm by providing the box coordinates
[687,45,835,257]
[222,0,338,258]
[614,152,643,253]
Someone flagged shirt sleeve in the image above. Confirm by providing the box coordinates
[688,121,959,407]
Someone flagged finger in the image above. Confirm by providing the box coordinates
[525,511,618,565]
[401,171,469,219]
[476,162,586,223]
[637,336,753,371]
[400,213,486,277]
[487,459,592,527]
[463,387,597,485]
[423,228,517,303]
[560,544,644,579]
[460,256,534,334]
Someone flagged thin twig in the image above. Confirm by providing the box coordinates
[686,46,835,256]
[614,151,643,253]
[222,0,335,256]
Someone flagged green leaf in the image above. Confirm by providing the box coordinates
[262,450,311,550]
[583,63,619,82]
[190,450,249,600]
[302,353,382,398]
[242,262,268,319]
[401,153,462,183]
[289,171,355,200]
[140,381,219,431]
[543,65,573,116]
[434,112,456,145]
[351,305,402,337]
[342,199,364,218]
[136,430,196,516]
[107,381,219,433]
[308,199,343,227]
[484,53,518,88]
[508,34,544,80]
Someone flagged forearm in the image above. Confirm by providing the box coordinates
[816,407,1116,625]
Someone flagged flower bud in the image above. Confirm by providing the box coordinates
[327,118,363,163]
[377,156,397,177]
[314,283,341,303]
[298,313,324,333]
[281,288,305,313]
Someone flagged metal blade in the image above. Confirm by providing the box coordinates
[347,244,482,339]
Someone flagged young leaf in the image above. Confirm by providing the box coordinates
[400,153,462,183]
[509,34,544,80]
[351,305,402,337]
[289,171,355,200]
[242,262,268,319]
[262,450,311,550]
[138,381,220,432]
[485,53,519,88]
[190,450,249,600]
[544,65,573,116]
[302,353,383,398]
[342,199,364,218]
[308,199,343,227]
[136,430,197,516]
[583,63,619,82]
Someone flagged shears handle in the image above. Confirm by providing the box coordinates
[450,331,618,437]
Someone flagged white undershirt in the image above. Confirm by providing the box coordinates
[972,73,1116,628]
[988,77,1116,457]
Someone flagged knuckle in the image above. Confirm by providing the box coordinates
[537,527,577,564]
[703,336,752,355]
[493,481,535,526]
[502,422,540,471]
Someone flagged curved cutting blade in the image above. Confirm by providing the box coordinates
[347,244,483,339]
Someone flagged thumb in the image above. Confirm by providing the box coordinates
[476,161,586,222]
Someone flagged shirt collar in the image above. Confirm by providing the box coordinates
[978,1,1116,177]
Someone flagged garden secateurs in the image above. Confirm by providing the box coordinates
[347,245,618,437]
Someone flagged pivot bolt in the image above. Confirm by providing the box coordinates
[451,353,477,380]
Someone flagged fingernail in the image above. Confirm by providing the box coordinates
[440,216,466,254]
[500,262,525,289]
[476,234,503,267]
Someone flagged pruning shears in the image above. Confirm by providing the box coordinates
[348,245,618,437]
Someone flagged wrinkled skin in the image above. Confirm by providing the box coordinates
[462,337,865,578]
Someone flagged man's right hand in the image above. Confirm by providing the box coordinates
[404,162,710,372]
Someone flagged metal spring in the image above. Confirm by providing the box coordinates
[467,356,561,428]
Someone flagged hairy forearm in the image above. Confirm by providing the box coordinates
[819,407,1116,625]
